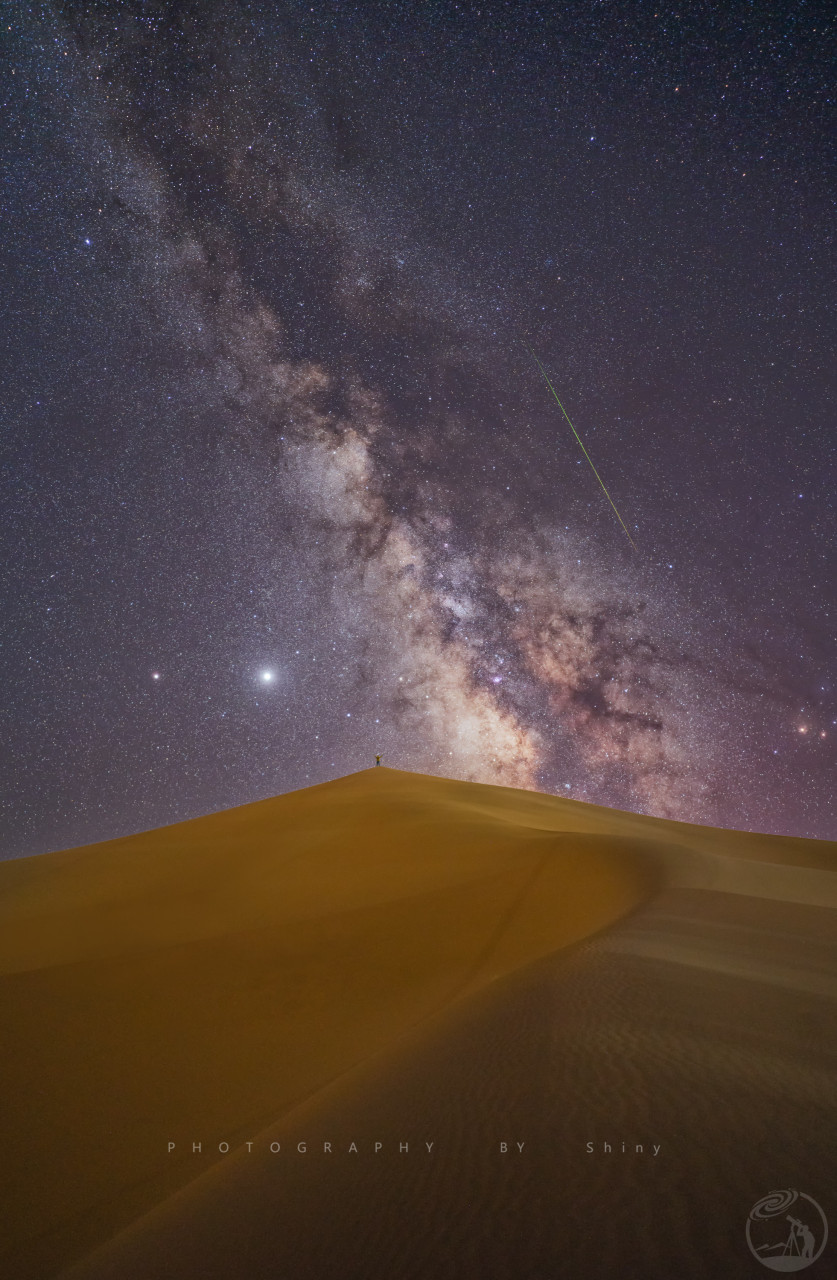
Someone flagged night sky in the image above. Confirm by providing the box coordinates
[2,0,835,858]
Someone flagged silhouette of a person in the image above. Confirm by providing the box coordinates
[798,1222,815,1258]
[375,754,382,766]
[786,1218,816,1258]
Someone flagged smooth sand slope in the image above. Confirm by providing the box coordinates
[0,767,835,1279]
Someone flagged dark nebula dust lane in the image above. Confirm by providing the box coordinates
[1,1,835,856]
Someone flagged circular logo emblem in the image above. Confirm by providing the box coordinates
[746,1189,828,1271]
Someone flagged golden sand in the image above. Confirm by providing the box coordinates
[0,767,834,1278]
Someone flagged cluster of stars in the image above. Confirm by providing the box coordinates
[0,1,833,857]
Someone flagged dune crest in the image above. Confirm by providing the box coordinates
[1,767,834,1279]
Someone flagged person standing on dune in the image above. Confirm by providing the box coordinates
[375,755,382,766]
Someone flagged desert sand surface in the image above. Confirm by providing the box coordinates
[1,766,835,1279]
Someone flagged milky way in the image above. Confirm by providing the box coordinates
[2,1,834,855]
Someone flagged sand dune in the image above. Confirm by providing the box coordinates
[0,767,834,1278]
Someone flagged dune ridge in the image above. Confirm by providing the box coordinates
[1,767,835,1278]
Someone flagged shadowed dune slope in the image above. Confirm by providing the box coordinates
[60,890,837,1280]
[0,767,834,1279]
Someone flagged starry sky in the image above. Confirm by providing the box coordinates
[2,0,835,858]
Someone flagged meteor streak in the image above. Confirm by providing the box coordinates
[523,341,638,550]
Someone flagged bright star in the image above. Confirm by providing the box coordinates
[260,670,275,683]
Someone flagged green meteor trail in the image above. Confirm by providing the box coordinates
[523,341,638,551]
